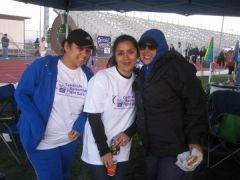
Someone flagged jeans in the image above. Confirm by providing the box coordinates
[86,161,129,180]
[145,155,194,180]
[2,47,8,59]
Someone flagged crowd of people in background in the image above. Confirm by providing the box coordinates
[0,34,47,59]
[174,41,240,85]
[34,37,47,57]
[169,41,239,83]
[1,33,238,76]
[168,42,206,65]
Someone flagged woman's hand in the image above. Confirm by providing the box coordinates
[68,130,80,140]
[114,132,130,147]
[101,152,114,168]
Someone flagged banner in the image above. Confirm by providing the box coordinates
[97,36,111,55]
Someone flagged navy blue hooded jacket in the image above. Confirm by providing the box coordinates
[139,29,169,79]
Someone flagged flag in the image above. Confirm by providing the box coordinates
[204,37,214,62]
[231,40,239,62]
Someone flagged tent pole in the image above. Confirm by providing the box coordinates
[65,11,69,38]
[218,16,224,53]
[39,6,42,38]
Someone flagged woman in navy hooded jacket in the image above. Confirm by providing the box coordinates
[134,29,208,180]
[15,29,93,180]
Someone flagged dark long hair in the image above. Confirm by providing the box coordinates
[107,34,139,67]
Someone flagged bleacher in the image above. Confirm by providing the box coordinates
[70,11,240,52]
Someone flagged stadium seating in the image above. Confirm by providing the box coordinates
[70,11,239,53]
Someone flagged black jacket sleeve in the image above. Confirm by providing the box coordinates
[88,113,110,156]
[124,119,137,138]
[167,60,208,145]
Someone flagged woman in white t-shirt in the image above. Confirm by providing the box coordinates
[15,29,94,180]
[81,35,139,179]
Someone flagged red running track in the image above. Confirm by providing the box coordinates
[0,58,108,83]
[0,59,34,83]
[0,58,213,84]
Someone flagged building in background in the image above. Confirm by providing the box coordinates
[0,14,30,52]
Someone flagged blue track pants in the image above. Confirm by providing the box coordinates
[27,141,78,180]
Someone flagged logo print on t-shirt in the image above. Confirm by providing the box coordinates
[112,95,135,109]
[56,81,87,98]
[59,87,66,93]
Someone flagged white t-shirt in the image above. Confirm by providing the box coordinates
[37,60,88,150]
[81,66,136,165]
[176,46,183,55]
[39,40,46,57]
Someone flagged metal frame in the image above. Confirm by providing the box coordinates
[0,119,21,165]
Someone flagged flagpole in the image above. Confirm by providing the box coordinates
[209,38,214,84]
[209,62,212,83]
[205,37,214,84]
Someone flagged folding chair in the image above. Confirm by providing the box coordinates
[207,113,240,168]
[0,84,22,165]
[207,90,240,168]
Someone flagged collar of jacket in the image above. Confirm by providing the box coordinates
[141,51,187,84]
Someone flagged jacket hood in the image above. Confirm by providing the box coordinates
[139,29,169,78]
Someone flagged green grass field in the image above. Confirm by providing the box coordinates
[1,74,239,180]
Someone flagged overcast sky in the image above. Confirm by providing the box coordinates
[0,0,57,31]
[1,0,240,35]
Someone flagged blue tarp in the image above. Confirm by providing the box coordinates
[15,0,240,17]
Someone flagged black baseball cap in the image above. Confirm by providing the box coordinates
[138,37,158,49]
[67,29,94,49]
